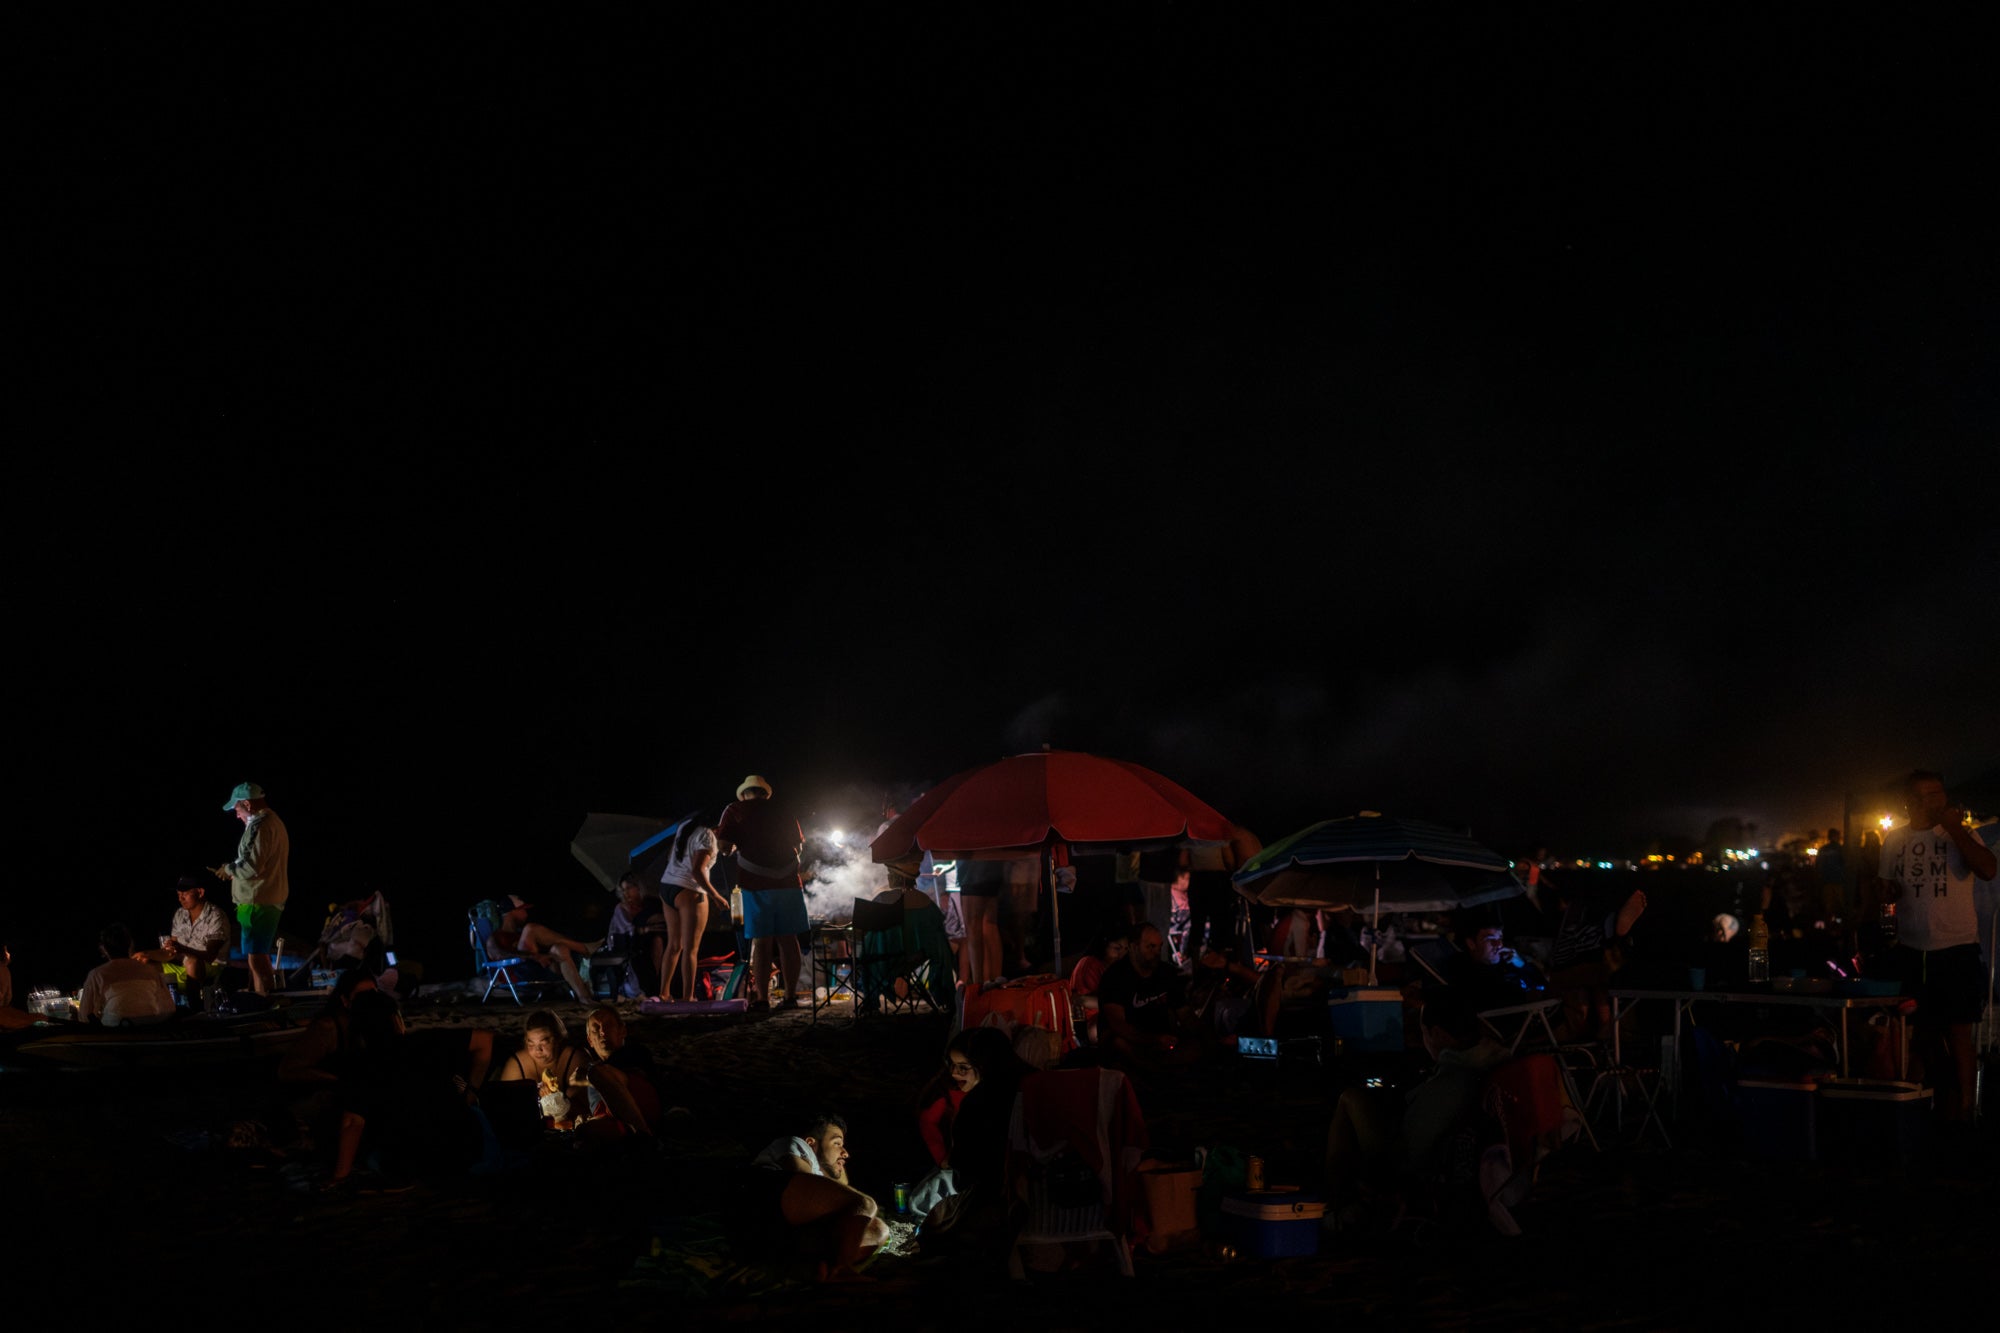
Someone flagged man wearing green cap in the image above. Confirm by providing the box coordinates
[211,781,291,996]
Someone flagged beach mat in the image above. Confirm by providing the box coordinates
[622,1212,921,1304]
[622,1212,799,1302]
[637,998,750,1017]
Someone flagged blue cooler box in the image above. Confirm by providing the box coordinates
[1326,988,1405,1053]
[1221,1188,1326,1258]
[1735,1077,1819,1161]
[1816,1078,1931,1166]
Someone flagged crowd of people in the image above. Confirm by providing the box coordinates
[5,767,1993,1283]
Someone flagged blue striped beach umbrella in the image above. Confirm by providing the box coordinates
[1232,812,1522,981]
[1233,812,1520,912]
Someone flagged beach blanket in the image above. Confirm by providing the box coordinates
[621,1213,919,1302]
[636,998,750,1017]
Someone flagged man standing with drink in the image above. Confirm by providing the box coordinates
[1878,769,1996,1126]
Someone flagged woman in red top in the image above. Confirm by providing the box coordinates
[915,1042,979,1167]
[1067,931,1129,997]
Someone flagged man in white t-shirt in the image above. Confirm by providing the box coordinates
[1877,770,1996,1124]
[79,924,176,1026]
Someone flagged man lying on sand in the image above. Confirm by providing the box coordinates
[738,1112,886,1281]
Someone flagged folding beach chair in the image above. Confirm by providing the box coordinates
[809,896,942,1023]
[851,895,942,1016]
[285,891,394,988]
[469,906,563,1005]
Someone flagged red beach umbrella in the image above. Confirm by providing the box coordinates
[870,749,1236,974]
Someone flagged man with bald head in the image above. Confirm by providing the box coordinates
[1096,924,1200,1067]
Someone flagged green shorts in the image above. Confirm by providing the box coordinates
[237,903,283,955]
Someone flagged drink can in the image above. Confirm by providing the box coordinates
[892,1182,910,1214]
[1245,1155,1264,1191]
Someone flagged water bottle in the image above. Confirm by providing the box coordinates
[1746,913,1771,982]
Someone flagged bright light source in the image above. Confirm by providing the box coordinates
[1879,814,1895,830]
[829,829,845,843]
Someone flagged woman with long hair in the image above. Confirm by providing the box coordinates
[657,808,732,1002]
[1068,932,1129,998]
[493,1010,588,1087]
[915,1025,1037,1255]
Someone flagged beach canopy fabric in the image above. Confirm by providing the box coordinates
[869,749,1234,873]
[571,812,671,893]
[1231,812,1522,914]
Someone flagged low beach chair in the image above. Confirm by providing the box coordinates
[1004,1066,1147,1278]
[469,908,563,1005]
[285,891,394,988]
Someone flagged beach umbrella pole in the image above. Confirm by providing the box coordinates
[1048,845,1063,979]
[1368,868,1382,986]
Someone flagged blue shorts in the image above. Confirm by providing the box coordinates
[237,903,282,955]
[741,888,809,940]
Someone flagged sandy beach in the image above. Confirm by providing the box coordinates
[7,988,1995,1329]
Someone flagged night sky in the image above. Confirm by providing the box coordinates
[18,7,1995,977]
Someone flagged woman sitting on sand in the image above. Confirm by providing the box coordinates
[328,991,487,1189]
[916,1026,1036,1256]
[281,968,377,1085]
[494,1010,590,1122]
[273,968,381,1161]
